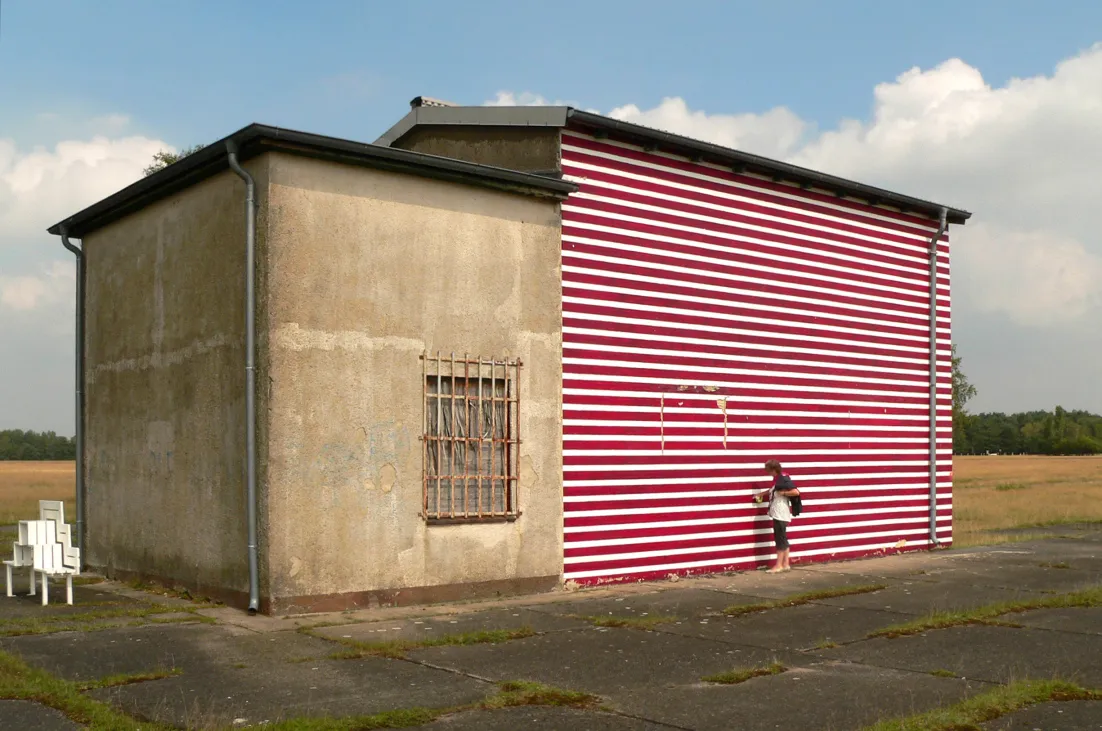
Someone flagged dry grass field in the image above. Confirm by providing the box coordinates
[952,455,1102,547]
[1,457,1100,549]
[0,461,76,526]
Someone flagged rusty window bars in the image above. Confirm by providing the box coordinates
[422,352,521,521]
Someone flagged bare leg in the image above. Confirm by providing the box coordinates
[4,564,11,598]
[780,548,791,571]
[66,575,73,605]
[41,572,48,606]
[767,548,785,573]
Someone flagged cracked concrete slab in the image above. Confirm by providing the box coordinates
[408,626,799,701]
[0,700,82,730]
[831,624,1102,686]
[1010,607,1102,635]
[612,659,986,731]
[527,587,771,621]
[657,601,914,651]
[312,607,589,644]
[810,579,1047,615]
[423,705,670,730]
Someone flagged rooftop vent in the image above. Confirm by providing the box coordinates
[410,96,458,109]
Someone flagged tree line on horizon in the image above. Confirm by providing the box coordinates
[0,430,76,461]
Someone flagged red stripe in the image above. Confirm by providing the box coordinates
[565,162,935,268]
[556,135,952,587]
[562,132,947,236]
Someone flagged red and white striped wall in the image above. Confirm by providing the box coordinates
[559,128,952,585]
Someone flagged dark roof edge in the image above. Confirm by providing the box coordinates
[567,110,971,224]
[375,105,970,225]
[48,123,578,238]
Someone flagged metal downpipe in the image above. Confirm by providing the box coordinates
[928,207,948,547]
[60,228,85,565]
[226,141,260,614]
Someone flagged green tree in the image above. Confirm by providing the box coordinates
[951,344,977,453]
[143,143,205,176]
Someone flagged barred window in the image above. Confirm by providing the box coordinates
[422,353,520,521]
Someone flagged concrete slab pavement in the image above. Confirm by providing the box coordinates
[0,700,82,730]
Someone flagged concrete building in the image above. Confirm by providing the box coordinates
[377,99,971,586]
[49,102,970,614]
[48,126,576,614]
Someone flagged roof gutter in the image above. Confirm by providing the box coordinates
[59,227,85,566]
[927,207,948,548]
[564,109,970,225]
[226,140,261,615]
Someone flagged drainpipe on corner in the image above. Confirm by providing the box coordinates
[928,207,948,547]
[60,227,85,566]
[226,140,260,615]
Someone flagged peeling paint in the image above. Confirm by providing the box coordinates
[273,322,423,353]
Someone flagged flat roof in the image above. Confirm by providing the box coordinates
[48,123,578,238]
[376,104,971,225]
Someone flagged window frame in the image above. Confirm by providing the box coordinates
[421,352,522,523]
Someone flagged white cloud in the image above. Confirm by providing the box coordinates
[0,123,173,431]
[491,44,1102,411]
[493,46,1102,329]
[0,261,73,311]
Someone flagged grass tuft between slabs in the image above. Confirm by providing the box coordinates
[868,584,1102,639]
[723,584,888,616]
[0,603,209,638]
[309,626,539,660]
[568,614,679,630]
[861,678,1101,731]
[255,680,600,730]
[703,661,787,685]
[0,648,175,729]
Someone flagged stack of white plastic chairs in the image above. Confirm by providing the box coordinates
[4,500,80,606]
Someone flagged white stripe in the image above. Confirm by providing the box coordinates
[561,136,942,241]
[564,447,948,458]
[565,355,926,388]
[565,419,930,431]
[567,171,934,270]
[563,226,930,307]
[565,305,948,357]
[564,458,949,474]
[563,272,930,342]
[562,154,939,252]
[564,255,949,328]
[562,537,940,579]
[564,392,951,418]
[564,486,950,503]
[566,196,935,294]
[563,505,952,535]
[566,515,950,550]
[565,499,943,519]
[563,372,931,404]
[565,434,951,445]
[565,524,947,564]
[564,326,934,367]
[565,474,954,489]
[564,275,932,337]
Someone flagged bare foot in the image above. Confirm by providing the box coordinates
[765,567,784,574]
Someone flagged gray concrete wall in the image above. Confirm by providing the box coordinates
[390,126,561,173]
[264,153,563,610]
[82,159,270,601]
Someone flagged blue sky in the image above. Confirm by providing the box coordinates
[2,2,1102,432]
[4,1,1100,147]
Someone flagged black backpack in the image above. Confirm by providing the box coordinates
[777,474,803,516]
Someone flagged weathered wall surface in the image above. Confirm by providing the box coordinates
[391,126,561,173]
[82,159,269,600]
[264,153,563,610]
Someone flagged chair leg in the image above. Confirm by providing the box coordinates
[29,568,35,596]
[66,575,73,605]
[4,564,11,598]
[41,572,48,606]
